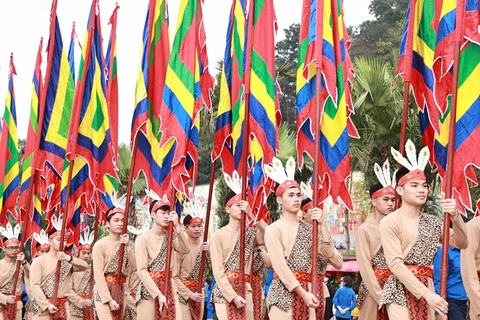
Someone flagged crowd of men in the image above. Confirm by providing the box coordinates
[0,140,479,320]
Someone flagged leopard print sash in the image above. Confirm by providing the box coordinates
[211,227,257,304]
[0,262,24,320]
[31,261,72,316]
[178,248,206,320]
[266,221,312,317]
[70,268,95,318]
[379,213,441,317]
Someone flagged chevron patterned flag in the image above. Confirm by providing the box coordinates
[158,0,214,195]
[0,54,20,225]
[36,1,75,183]
[212,0,247,176]
[66,0,118,198]
[397,0,441,133]
[68,22,79,82]
[247,0,281,222]
[431,0,480,212]
[296,0,355,210]
[130,0,173,195]
[19,38,44,224]
[106,3,120,156]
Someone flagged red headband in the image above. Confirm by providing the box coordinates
[371,186,396,199]
[151,199,170,213]
[186,217,203,225]
[38,244,50,251]
[4,238,19,247]
[398,169,426,186]
[301,200,313,212]
[276,180,300,197]
[226,194,242,207]
[107,208,125,218]
[78,244,92,255]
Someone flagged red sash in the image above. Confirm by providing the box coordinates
[373,268,391,320]
[80,295,95,320]
[148,271,175,320]
[105,275,126,320]
[405,266,433,320]
[182,279,202,320]
[1,296,21,320]
[47,297,68,320]
[224,271,251,320]
[249,274,263,320]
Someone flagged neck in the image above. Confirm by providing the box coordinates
[400,201,421,218]
[188,235,201,246]
[3,255,14,263]
[372,211,386,224]
[48,248,59,257]
[108,232,121,240]
[281,210,299,224]
[152,222,165,235]
[226,218,241,231]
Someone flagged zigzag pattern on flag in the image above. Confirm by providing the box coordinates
[397,0,440,133]
[431,0,480,212]
[19,38,44,226]
[0,54,20,225]
[212,0,247,177]
[130,0,174,195]
[36,1,75,183]
[158,0,214,195]
[67,0,118,198]
[296,0,355,210]
[247,0,281,223]
[106,4,120,155]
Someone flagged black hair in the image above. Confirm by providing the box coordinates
[395,166,410,184]
[301,198,311,210]
[369,182,384,197]
[106,208,124,222]
[183,214,193,226]
[225,190,237,205]
[206,277,213,286]
[342,276,353,288]
[47,228,58,237]
[149,200,170,214]
[35,241,41,248]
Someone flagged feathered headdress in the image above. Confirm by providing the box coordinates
[300,181,314,211]
[391,139,429,186]
[183,196,206,225]
[0,223,21,246]
[33,230,50,251]
[78,226,94,252]
[371,159,397,199]
[105,191,127,218]
[48,214,73,246]
[224,170,243,207]
[264,156,299,196]
[127,202,152,236]
[145,189,170,213]
[127,224,150,236]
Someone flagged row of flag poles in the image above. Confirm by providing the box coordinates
[0,0,479,314]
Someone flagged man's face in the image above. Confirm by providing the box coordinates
[226,201,242,221]
[152,207,170,227]
[36,248,49,257]
[107,213,125,234]
[49,235,67,251]
[396,179,428,206]
[185,222,203,239]
[79,249,92,262]
[372,195,396,216]
[276,187,301,214]
[3,242,20,259]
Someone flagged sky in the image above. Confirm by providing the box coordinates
[0,0,373,145]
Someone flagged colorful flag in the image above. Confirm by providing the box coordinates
[130,0,172,195]
[68,22,79,82]
[35,0,75,182]
[158,0,214,195]
[66,0,118,198]
[212,0,247,176]
[0,54,20,225]
[106,4,120,154]
[296,0,355,210]
[19,38,43,225]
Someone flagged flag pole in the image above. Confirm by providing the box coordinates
[162,187,177,317]
[89,199,101,298]
[52,0,97,305]
[9,37,45,318]
[311,0,325,298]
[439,0,465,299]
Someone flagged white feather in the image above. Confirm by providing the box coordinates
[374,163,387,187]
[33,233,41,243]
[300,181,313,200]
[391,169,398,188]
[272,157,287,182]
[417,146,430,170]
[0,226,8,238]
[405,140,418,169]
[223,171,242,194]
[285,156,296,180]
[14,224,20,238]
[391,147,414,171]
[383,160,392,186]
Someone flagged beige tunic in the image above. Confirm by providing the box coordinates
[174,241,202,302]
[0,260,25,319]
[68,267,93,317]
[460,216,480,319]
[30,254,88,316]
[92,235,136,304]
[135,229,189,299]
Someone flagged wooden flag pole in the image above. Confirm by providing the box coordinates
[439,0,464,299]
[162,187,177,317]
[52,0,97,304]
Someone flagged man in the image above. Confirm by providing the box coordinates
[356,160,396,320]
[210,179,267,320]
[30,216,89,319]
[264,157,339,319]
[379,140,468,320]
[92,202,136,320]
[135,195,189,320]
[300,187,343,318]
[460,212,480,320]
[173,200,209,320]
[0,223,29,320]
[68,227,95,320]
